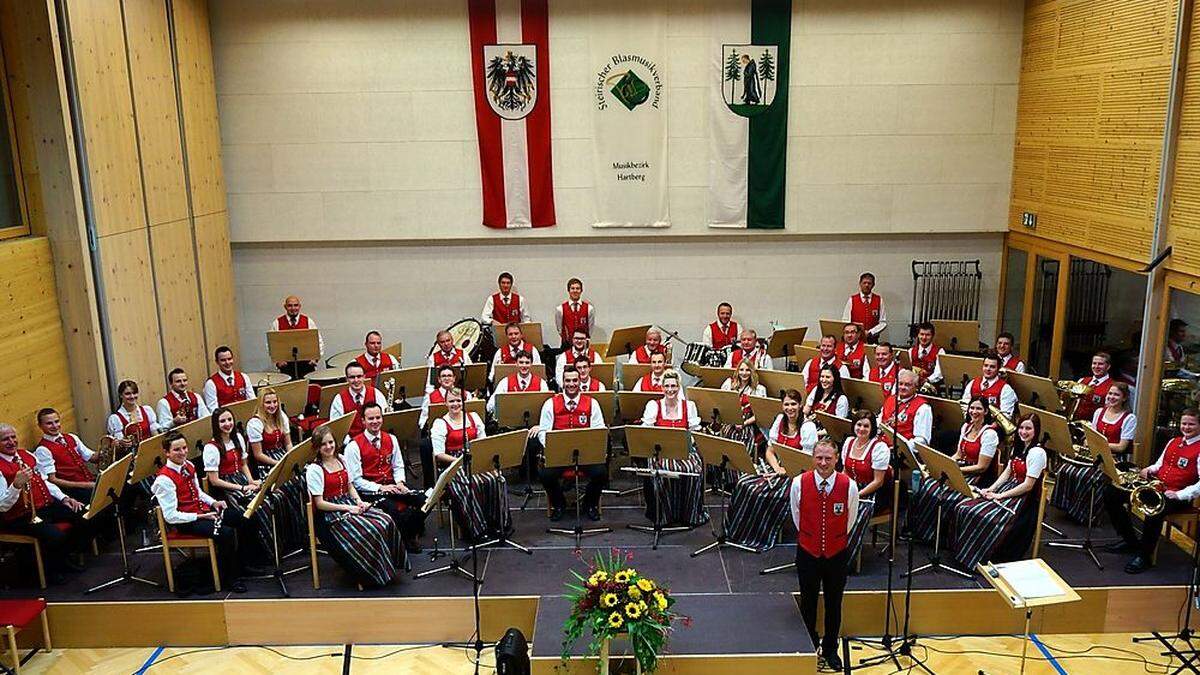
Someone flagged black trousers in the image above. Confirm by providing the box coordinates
[363,491,427,541]
[418,436,436,489]
[5,502,93,574]
[1103,484,1191,559]
[540,464,608,511]
[277,361,316,378]
[172,506,248,581]
[796,547,850,655]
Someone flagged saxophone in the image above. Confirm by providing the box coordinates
[383,378,397,412]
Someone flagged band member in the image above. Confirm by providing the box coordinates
[554,277,595,346]
[355,331,400,380]
[431,388,510,540]
[1054,383,1136,526]
[152,431,251,593]
[838,323,868,379]
[802,335,849,392]
[842,411,893,565]
[529,367,607,522]
[0,423,91,584]
[156,368,210,431]
[204,346,255,410]
[879,370,932,449]
[33,408,96,504]
[867,343,900,393]
[420,366,475,429]
[1073,352,1120,422]
[702,302,739,350]
[107,380,160,450]
[630,328,669,364]
[1168,319,1189,364]
[344,403,426,552]
[491,322,543,380]
[555,328,605,385]
[726,389,804,551]
[201,408,274,567]
[487,351,550,415]
[908,322,944,386]
[1105,409,1200,573]
[718,360,768,451]
[959,353,1018,419]
[639,370,705,526]
[575,355,607,392]
[481,271,531,326]
[910,396,1000,543]
[843,271,887,342]
[632,352,668,393]
[995,332,1026,374]
[790,438,858,671]
[330,363,388,438]
[801,366,851,453]
[725,329,772,370]
[270,295,323,377]
[950,412,1046,571]
[246,390,304,547]
[306,426,403,587]
[427,330,473,370]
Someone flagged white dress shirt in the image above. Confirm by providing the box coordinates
[342,431,406,493]
[554,300,596,341]
[959,377,1018,418]
[789,472,859,532]
[535,393,606,446]
[0,451,67,512]
[155,392,212,431]
[843,293,888,338]
[640,396,701,429]
[329,386,388,420]
[33,433,94,476]
[151,460,218,524]
[487,374,550,414]
[555,350,605,385]
[481,294,531,324]
[701,322,738,349]
[202,372,256,411]
[430,412,488,456]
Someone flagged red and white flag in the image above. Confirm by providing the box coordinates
[468,0,555,229]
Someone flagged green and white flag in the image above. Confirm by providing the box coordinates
[709,0,791,229]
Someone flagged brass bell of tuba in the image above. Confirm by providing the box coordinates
[1115,469,1166,519]
[1054,379,1093,420]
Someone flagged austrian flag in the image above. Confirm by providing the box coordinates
[468,0,555,229]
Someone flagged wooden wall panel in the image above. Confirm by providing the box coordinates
[150,218,206,378]
[195,210,238,354]
[1168,4,1200,276]
[172,0,226,217]
[97,228,165,393]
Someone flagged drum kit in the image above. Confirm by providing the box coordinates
[682,342,731,368]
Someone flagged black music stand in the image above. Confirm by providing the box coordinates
[495,391,554,509]
[691,432,759,557]
[84,455,158,594]
[544,428,611,550]
[466,429,534,555]
[1044,423,1120,570]
[415,455,475,581]
[242,439,315,596]
[758,444,812,575]
[766,326,808,372]
[623,426,696,549]
[906,444,973,580]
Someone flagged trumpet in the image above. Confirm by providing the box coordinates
[1114,469,1166,519]
[14,454,43,525]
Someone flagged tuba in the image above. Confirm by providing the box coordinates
[1054,379,1093,420]
[1114,469,1166,519]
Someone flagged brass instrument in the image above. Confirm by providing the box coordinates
[1054,379,1093,419]
[988,404,1017,438]
[119,421,143,457]
[918,379,939,396]
[1114,469,1166,519]
[383,378,397,412]
[14,454,44,525]
[96,435,118,469]
[1057,419,1097,469]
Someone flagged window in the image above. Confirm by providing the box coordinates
[0,33,30,241]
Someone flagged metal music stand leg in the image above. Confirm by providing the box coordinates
[1044,481,1103,570]
[692,459,757,557]
[547,456,610,551]
[472,471,532,555]
[244,510,309,597]
[628,450,690,550]
[1132,511,1200,674]
[85,493,159,594]
[903,500,972,580]
[415,500,479,581]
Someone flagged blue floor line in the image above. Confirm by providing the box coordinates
[134,646,165,675]
[1030,634,1068,675]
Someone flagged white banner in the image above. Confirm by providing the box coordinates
[590,2,669,228]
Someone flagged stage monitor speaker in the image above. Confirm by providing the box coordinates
[495,627,530,675]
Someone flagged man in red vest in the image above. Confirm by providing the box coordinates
[574,355,607,392]
[270,295,323,377]
[427,330,473,370]
[491,322,543,381]
[343,403,426,552]
[529,368,607,522]
[330,362,388,438]
[789,438,858,671]
[488,350,550,415]
[994,332,1026,375]
[554,278,595,347]
[32,408,97,505]
[555,328,604,386]
[702,302,739,351]
[1073,351,1120,422]
[156,368,211,431]
[959,353,1017,418]
[725,329,772,370]
[838,323,868,379]
[867,343,900,394]
[629,327,669,364]
[908,322,944,387]
[843,271,887,343]
[355,331,400,380]
[879,370,933,450]
[481,271,531,326]
[802,335,849,392]
[203,346,255,411]
[1105,409,1200,573]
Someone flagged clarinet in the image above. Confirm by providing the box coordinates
[211,506,226,537]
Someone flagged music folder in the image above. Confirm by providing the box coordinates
[915,443,972,499]
[604,325,653,359]
[246,439,316,518]
[771,443,813,477]
[86,454,135,520]
[496,391,554,429]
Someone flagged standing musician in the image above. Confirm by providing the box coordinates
[156,368,210,431]
[0,422,91,584]
[428,330,473,370]
[638,370,705,527]
[270,295,323,377]
[152,431,251,593]
[481,271,531,326]
[1054,383,1136,526]
[842,411,893,566]
[790,438,858,671]
[878,370,933,450]
[630,327,669,364]
[725,329,772,370]
[1168,319,1189,364]
[632,351,668,393]
[491,322,543,380]
[246,390,304,547]
[843,271,887,343]
[995,332,1026,374]
[355,331,400,380]
[529,367,607,522]
[555,329,605,386]
[726,389,804,551]
[702,302,739,350]
[867,343,900,393]
[33,408,97,505]
[838,323,868,379]
[330,362,387,439]
[554,277,595,347]
[107,380,161,450]
[204,346,255,410]
[488,350,550,415]
[802,335,849,393]
[306,426,403,588]
[343,402,427,553]
[959,352,1018,419]
[949,412,1047,571]
[801,366,850,453]
[431,388,509,540]
[201,407,275,569]
[910,396,1000,543]
[1073,351,1122,422]
[908,322,945,387]
[575,355,607,392]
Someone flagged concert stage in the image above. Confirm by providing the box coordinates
[4,494,1193,674]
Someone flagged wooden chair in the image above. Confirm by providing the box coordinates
[856,484,901,573]
[154,506,220,593]
[1031,477,1054,559]
[1151,505,1200,565]
[0,598,50,674]
[305,498,364,591]
[0,534,47,590]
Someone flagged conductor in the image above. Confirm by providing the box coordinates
[528,367,607,522]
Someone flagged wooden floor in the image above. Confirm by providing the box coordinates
[10,633,1191,673]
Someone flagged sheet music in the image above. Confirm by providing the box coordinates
[994,560,1064,600]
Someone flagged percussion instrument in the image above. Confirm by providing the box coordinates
[443,318,497,364]
[683,342,729,368]
[246,371,293,387]
[326,348,361,370]
[306,367,346,386]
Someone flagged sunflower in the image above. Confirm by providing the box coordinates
[613,570,632,584]
[636,578,655,592]
[601,592,619,608]
[653,592,668,610]
[627,586,642,600]
[624,602,643,619]
[608,611,624,629]
[588,571,609,585]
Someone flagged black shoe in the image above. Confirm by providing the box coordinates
[243,564,273,576]
[1125,556,1152,574]
[1105,540,1138,554]
[823,649,843,671]
[405,540,424,554]
[63,557,86,573]
[230,580,248,593]
[586,507,602,522]
[549,508,565,522]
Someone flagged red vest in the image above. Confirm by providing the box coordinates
[337,387,377,437]
[909,344,941,379]
[442,414,479,455]
[999,353,1023,373]
[353,433,396,486]
[881,395,928,440]
[849,294,882,332]
[775,419,802,449]
[321,464,350,500]
[1157,437,1200,492]
[637,374,664,393]
[709,321,739,350]
[0,450,52,521]
[491,292,523,324]
[839,341,866,378]
[1075,376,1114,422]
[730,347,764,368]
[36,435,94,482]
[212,440,243,476]
[632,344,665,364]
[796,471,852,558]
[115,407,154,440]
[165,391,201,423]
[805,356,841,392]
[428,388,450,405]
[1094,410,1131,445]
[1008,447,1041,484]
[498,341,536,364]
[560,301,590,340]
[580,378,604,392]
[276,314,311,330]
[868,363,899,393]
[505,373,544,392]
[210,371,249,406]
[157,462,212,516]
[432,348,466,368]
[969,377,1007,408]
[552,394,594,430]
[958,425,992,466]
[654,400,690,429]
[843,438,892,487]
[565,348,600,367]
[256,423,288,457]
[355,352,398,380]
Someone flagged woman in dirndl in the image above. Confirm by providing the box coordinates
[639,369,706,526]
[430,387,510,541]
[246,389,305,547]
[800,365,851,453]
[713,360,767,486]
[1052,382,1135,525]
[724,389,804,550]
[910,396,1001,543]
[949,412,1047,570]
[201,407,274,567]
[306,426,403,587]
[841,410,893,566]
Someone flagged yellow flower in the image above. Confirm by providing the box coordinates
[608,612,624,629]
[627,586,642,600]
[588,571,608,585]
[638,600,648,613]
[636,578,655,592]
[601,593,619,608]
[613,570,632,584]
[624,602,642,619]
[654,592,668,610]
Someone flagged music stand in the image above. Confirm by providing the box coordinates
[543,428,612,549]
[758,370,807,400]
[616,392,661,424]
[931,320,980,354]
[1018,403,1072,459]
[466,429,534,554]
[879,423,924,474]
[318,383,352,419]
[790,344,820,372]
[1007,371,1062,413]
[766,326,808,363]
[924,395,966,435]
[458,363,489,393]
[384,341,403,362]
[414,456,475,581]
[270,380,309,418]
[377,366,429,407]
[623,426,695,548]
[1045,423,1114,570]
[843,377,885,413]
[493,364,547,382]
[772,443,813,476]
[691,432,758,557]
[680,362,735,388]
[820,318,861,340]
[605,325,653,359]
[267,328,321,381]
[906,444,973,579]
[517,322,543,347]
[496,391,554,510]
[939,354,985,396]
[84,454,158,593]
[243,439,315,596]
[129,435,168,484]
[685,387,746,428]
[227,397,259,423]
[590,363,617,389]
[748,395,783,432]
[619,363,653,390]
[383,409,422,479]
[315,412,358,447]
[815,411,855,446]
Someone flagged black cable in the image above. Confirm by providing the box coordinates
[348,644,440,660]
[145,645,342,670]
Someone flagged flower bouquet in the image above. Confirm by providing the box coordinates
[561,549,687,673]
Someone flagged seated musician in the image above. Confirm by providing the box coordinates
[838,323,868,379]
[204,346,255,410]
[801,366,850,453]
[306,426,403,587]
[702,302,739,350]
[843,271,887,343]
[356,331,400,380]
[867,343,900,394]
[107,380,161,453]
[1168,319,1189,364]
[152,430,251,593]
[717,360,767,448]
[842,411,893,565]
[481,271,531,327]
[908,322,944,387]
[995,332,1026,374]
[878,370,933,450]
[949,412,1047,571]
[638,369,705,527]
[431,388,510,540]
[427,330,473,370]
[575,355,607,392]
[33,408,97,505]
[156,368,210,431]
[725,390,804,551]
[910,396,1000,543]
[630,327,669,364]
[1054,383,1136,527]
[555,328,604,386]
[487,350,549,415]
[632,351,668,393]
[343,402,426,553]
[725,329,772,370]
[802,335,849,392]
[419,366,475,486]
[246,390,304,547]
[1073,351,1128,421]
[201,407,274,570]
[554,277,595,348]
[529,367,607,522]
[491,322,543,380]
[0,422,90,584]
[270,295,323,377]
[330,362,387,438]
[959,352,1018,419]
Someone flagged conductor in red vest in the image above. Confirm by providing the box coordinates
[529,367,607,522]
[789,438,858,671]
[843,272,887,343]
[1104,408,1200,574]
[270,295,323,377]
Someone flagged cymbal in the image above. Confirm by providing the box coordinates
[245,371,292,387]
[326,348,360,370]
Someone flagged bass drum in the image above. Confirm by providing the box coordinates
[442,318,498,365]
